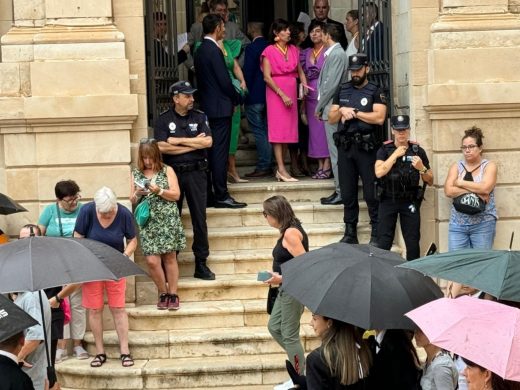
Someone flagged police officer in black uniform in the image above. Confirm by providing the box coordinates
[154,81,215,280]
[374,115,433,260]
[328,53,387,244]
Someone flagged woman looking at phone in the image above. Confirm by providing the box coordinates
[131,138,186,310]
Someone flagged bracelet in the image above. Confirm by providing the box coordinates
[158,188,164,196]
[419,167,428,174]
[55,295,63,304]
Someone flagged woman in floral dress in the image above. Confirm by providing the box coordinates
[131,139,186,310]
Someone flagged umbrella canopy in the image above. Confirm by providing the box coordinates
[406,296,520,381]
[399,249,520,301]
[280,243,442,330]
[0,193,27,215]
[0,294,39,342]
[0,236,147,293]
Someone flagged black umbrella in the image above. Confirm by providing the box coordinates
[0,236,147,293]
[0,294,38,343]
[280,243,443,330]
[0,193,27,215]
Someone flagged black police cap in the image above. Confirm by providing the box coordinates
[348,53,369,70]
[391,115,410,130]
[169,81,197,96]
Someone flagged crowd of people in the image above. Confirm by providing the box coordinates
[0,1,512,390]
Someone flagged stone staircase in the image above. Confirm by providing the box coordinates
[56,177,376,390]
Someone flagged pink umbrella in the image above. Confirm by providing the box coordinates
[405,296,520,381]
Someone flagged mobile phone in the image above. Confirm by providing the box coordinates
[424,242,437,256]
[134,178,150,189]
[257,271,272,282]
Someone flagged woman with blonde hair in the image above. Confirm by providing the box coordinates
[131,138,186,310]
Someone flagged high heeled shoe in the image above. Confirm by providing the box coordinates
[227,173,249,183]
[275,170,299,182]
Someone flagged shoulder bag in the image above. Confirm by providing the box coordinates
[452,163,486,215]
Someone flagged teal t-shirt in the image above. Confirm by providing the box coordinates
[38,203,83,237]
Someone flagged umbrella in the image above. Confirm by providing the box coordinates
[398,249,520,301]
[406,296,520,381]
[0,236,147,293]
[0,294,39,342]
[280,243,442,330]
[0,193,27,215]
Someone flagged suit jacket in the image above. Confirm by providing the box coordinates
[0,355,35,390]
[368,331,422,390]
[316,42,348,120]
[302,18,348,50]
[194,38,240,118]
[365,21,384,63]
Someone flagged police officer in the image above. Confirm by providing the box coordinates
[154,81,215,280]
[328,53,387,244]
[374,115,433,260]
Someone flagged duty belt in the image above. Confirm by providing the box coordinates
[172,159,208,173]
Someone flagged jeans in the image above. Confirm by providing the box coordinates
[448,219,496,251]
[267,289,305,374]
[245,104,272,171]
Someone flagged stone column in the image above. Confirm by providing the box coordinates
[426,0,520,250]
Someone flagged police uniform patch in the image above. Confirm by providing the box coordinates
[188,123,198,132]
[169,122,176,132]
[361,97,368,106]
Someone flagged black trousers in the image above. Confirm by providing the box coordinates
[337,145,379,226]
[377,198,421,260]
[176,169,209,261]
[207,116,231,201]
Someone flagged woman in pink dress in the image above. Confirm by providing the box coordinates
[262,18,308,182]
[300,20,330,179]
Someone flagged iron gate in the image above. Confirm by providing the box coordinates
[145,0,180,125]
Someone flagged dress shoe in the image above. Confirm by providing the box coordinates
[227,173,249,183]
[214,197,247,209]
[320,191,337,203]
[339,224,359,244]
[194,261,215,280]
[275,170,298,182]
[321,193,342,205]
[245,169,272,178]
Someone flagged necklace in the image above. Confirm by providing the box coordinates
[312,45,324,61]
[275,43,288,61]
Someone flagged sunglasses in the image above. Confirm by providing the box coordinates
[140,138,157,144]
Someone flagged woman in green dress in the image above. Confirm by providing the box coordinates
[130,139,186,310]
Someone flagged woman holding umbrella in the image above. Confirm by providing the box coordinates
[74,187,137,368]
[263,195,308,375]
[307,314,372,389]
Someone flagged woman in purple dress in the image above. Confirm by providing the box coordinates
[300,20,331,179]
[262,18,308,182]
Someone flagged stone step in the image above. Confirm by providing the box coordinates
[181,201,353,229]
[83,325,320,360]
[57,353,291,389]
[126,299,312,331]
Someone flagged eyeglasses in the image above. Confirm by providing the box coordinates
[460,144,478,151]
[262,211,268,218]
[140,138,157,144]
[62,194,81,204]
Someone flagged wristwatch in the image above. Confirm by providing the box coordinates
[419,167,428,174]
[353,108,359,114]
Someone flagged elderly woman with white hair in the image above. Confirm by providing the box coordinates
[74,186,137,368]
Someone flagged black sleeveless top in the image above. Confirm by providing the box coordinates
[272,223,309,274]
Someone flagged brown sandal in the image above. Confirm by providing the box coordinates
[90,353,107,368]
[120,353,134,367]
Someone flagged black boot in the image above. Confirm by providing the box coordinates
[340,224,359,244]
[369,224,378,246]
[194,259,215,280]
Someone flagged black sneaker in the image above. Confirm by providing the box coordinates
[194,263,216,280]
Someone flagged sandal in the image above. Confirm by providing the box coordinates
[90,353,107,368]
[120,353,134,367]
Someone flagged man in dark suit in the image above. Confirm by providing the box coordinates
[0,331,35,390]
[193,14,246,208]
[364,2,385,64]
[302,0,348,50]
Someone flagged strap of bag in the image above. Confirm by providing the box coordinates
[460,163,482,182]
[55,202,64,237]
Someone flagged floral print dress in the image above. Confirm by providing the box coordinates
[132,167,186,256]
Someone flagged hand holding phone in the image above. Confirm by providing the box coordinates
[257,271,272,282]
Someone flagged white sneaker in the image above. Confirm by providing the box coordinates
[73,345,89,360]
[273,379,294,390]
[55,348,68,364]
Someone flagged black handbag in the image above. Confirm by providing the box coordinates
[267,286,279,315]
[452,163,486,215]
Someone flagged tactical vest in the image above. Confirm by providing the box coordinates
[337,82,380,134]
[381,142,421,199]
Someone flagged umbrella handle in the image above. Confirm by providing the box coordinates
[38,291,56,385]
